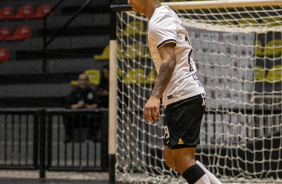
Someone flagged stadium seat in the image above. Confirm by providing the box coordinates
[11,26,32,40]
[124,69,146,85]
[255,40,264,57]
[123,43,150,59]
[238,17,257,27]
[265,39,282,56]
[84,69,100,85]
[145,70,156,84]
[70,80,79,86]
[117,68,122,77]
[119,21,146,36]
[0,7,14,20]
[0,27,12,41]
[217,18,235,25]
[71,69,100,86]
[265,65,282,83]
[261,17,281,27]
[94,44,122,61]
[94,45,110,60]
[254,66,264,82]
[256,39,282,57]
[14,5,34,19]
[0,48,9,61]
[34,5,53,19]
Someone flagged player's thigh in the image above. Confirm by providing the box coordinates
[164,95,205,149]
[171,147,197,174]
[164,146,175,169]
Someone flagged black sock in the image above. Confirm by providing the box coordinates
[182,164,205,184]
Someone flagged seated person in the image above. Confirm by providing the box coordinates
[97,65,109,108]
[64,73,99,142]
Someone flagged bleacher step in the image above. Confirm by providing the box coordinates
[16,47,104,60]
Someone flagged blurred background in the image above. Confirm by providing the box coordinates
[0,0,124,108]
[0,0,125,182]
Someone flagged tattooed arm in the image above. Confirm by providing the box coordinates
[144,42,176,122]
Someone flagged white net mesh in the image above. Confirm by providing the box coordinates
[114,1,282,183]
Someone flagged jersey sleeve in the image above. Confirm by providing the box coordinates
[150,12,177,49]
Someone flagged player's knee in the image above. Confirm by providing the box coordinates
[172,154,195,173]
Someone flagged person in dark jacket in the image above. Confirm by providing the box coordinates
[64,73,99,142]
[97,64,109,108]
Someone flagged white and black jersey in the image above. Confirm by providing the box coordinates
[148,6,205,107]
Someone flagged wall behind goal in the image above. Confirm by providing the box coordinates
[188,27,255,110]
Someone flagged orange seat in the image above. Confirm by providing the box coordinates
[0,27,12,41]
[15,5,34,19]
[0,7,14,20]
[11,26,32,40]
[0,48,9,61]
[34,5,53,19]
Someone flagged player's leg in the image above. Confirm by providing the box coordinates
[196,160,222,184]
[171,147,210,184]
[165,145,222,183]
[164,145,177,170]
[164,94,211,183]
[165,145,210,183]
[171,147,196,173]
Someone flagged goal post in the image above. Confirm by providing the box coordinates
[110,0,282,183]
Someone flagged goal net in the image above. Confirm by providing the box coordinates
[112,0,282,183]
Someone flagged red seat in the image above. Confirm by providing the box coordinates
[15,5,34,19]
[0,27,12,41]
[0,48,9,61]
[0,7,14,20]
[11,26,32,41]
[34,5,53,19]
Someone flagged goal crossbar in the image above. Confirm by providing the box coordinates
[162,0,282,10]
[111,0,282,11]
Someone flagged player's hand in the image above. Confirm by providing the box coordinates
[144,96,161,123]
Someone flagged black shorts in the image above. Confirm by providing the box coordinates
[163,94,206,149]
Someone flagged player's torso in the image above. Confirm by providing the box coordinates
[148,6,205,107]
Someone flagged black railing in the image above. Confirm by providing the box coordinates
[46,108,108,172]
[0,108,109,178]
[1,107,281,178]
[0,108,43,170]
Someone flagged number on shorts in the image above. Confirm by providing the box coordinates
[164,126,170,140]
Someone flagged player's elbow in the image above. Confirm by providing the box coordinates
[164,58,176,71]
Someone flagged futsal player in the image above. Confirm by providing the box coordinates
[127,0,222,183]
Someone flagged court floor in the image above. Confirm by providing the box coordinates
[0,179,109,184]
[0,171,117,184]
[1,177,281,184]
